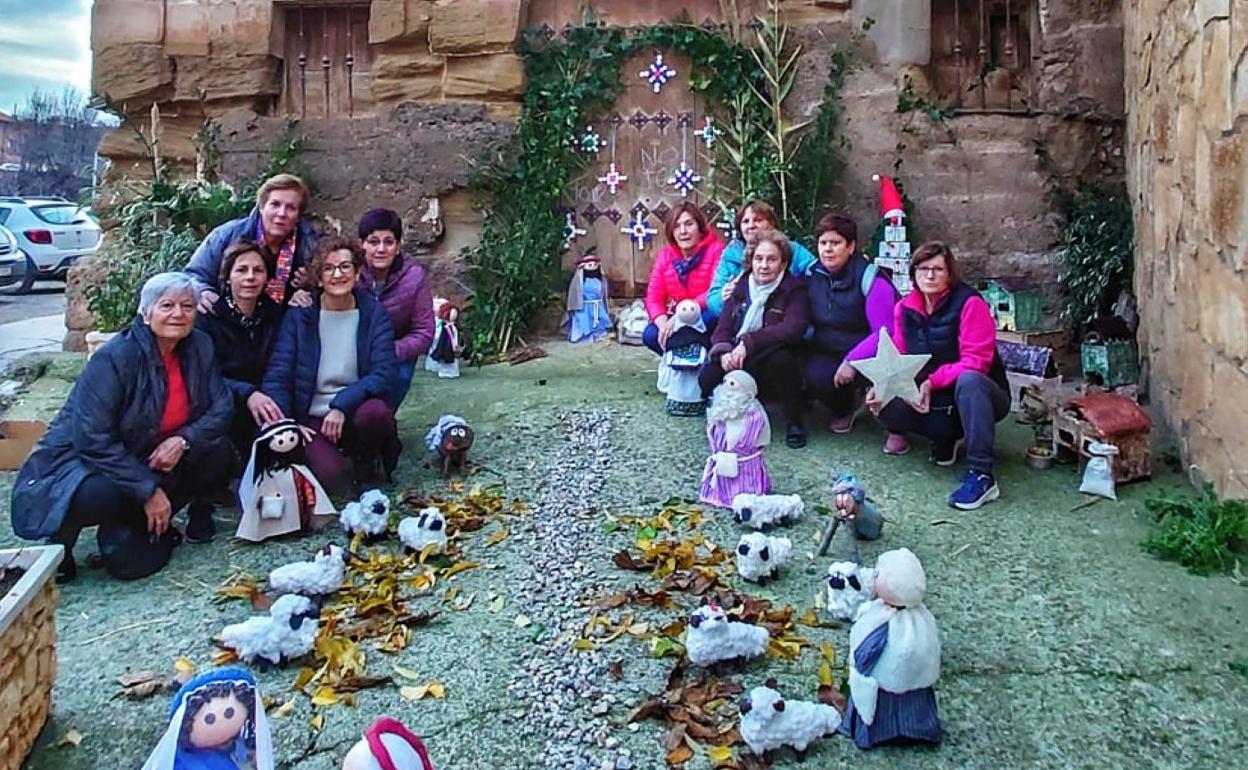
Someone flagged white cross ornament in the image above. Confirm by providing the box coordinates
[621,214,658,250]
[696,116,718,149]
[598,162,628,195]
[667,161,702,197]
[640,53,677,94]
[579,127,603,155]
[562,211,587,248]
[850,328,932,407]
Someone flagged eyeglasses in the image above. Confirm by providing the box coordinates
[914,265,948,275]
[320,263,356,276]
[364,237,397,248]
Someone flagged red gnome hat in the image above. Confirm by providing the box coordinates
[873,174,905,224]
[354,717,433,770]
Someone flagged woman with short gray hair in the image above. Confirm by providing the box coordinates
[10,272,234,582]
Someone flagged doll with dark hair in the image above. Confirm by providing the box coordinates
[426,301,462,378]
[237,419,335,542]
[141,668,273,770]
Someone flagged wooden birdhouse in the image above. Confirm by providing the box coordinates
[997,341,1062,413]
[981,278,1044,332]
[1053,392,1152,484]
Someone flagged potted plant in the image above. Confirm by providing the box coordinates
[1019,387,1055,470]
[0,544,64,770]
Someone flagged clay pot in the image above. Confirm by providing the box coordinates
[1026,446,1054,470]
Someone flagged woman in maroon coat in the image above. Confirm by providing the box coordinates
[357,208,435,409]
[699,229,812,448]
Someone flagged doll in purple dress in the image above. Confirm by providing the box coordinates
[699,370,772,507]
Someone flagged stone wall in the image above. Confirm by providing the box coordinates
[0,579,58,770]
[1126,0,1247,497]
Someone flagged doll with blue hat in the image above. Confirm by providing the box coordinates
[141,667,273,770]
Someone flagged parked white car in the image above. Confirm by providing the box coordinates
[0,197,102,292]
[0,224,27,289]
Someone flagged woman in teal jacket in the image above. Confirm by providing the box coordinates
[706,200,816,317]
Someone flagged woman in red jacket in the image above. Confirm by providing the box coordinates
[642,202,725,354]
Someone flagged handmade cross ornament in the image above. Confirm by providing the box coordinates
[579,126,603,154]
[562,211,587,248]
[640,52,676,93]
[621,213,657,250]
[598,162,627,195]
[851,328,931,407]
[668,161,702,197]
[697,116,719,149]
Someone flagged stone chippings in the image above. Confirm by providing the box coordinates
[501,409,637,770]
[0,581,58,770]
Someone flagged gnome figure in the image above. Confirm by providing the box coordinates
[342,718,434,770]
[699,370,771,508]
[426,301,462,378]
[817,473,885,561]
[841,548,942,749]
[237,419,336,542]
[141,668,273,770]
[656,298,710,416]
[565,253,613,342]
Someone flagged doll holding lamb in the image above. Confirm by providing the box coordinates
[656,298,710,416]
[699,370,771,508]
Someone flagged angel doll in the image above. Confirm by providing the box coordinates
[699,370,771,508]
[141,667,273,770]
[237,419,336,542]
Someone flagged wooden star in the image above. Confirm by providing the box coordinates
[850,328,931,407]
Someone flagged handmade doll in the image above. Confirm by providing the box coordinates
[141,667,273,770]
[237,419,335,542]
[842,548,942,749]
[426,301,462,378]
[342,717,434,770]
[424,414,474,477]
[565,253,613,342]
[656,298,709,416]
[699,370,771,508]
[817,473,885,561]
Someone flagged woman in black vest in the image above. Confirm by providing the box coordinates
[868,241,1011,511]
[804,213,899,438]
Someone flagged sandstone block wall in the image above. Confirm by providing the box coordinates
[0,580,58,770]
[1126,0,1247,497]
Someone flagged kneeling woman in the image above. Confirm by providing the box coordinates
[699,229,811,448]
[11,273,233,581]
[261,236,399,490]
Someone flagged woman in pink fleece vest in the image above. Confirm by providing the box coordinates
[642,201,725,354]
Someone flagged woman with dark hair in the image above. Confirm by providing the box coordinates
[260,236,400,490]
[356,207,435,409]
[868,241,1011,510]
[700,229,812,448]
[195,239,285,458]
[707,199,816,317]
[804,213,899,439]
[642,201,726,354]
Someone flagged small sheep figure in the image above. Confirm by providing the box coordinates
[735,533,792,583]
[826,561,877,622]
[220,594,320,665]
[341,489,391,537]
[732,493,804,530]
[739,682,841,757]
[268,544,349,597]
[685,603,769,667]
[398,507,448,555]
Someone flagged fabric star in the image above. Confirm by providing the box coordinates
[850,328,931,407]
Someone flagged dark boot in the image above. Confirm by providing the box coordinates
[185,501,217,544]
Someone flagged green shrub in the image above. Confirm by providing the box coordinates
[1058,183,1134,330]
[87,229,200,332]
[1142,485,1248,576]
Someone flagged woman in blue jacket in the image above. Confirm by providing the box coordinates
[260,236,399,490]
[706,200,816,318]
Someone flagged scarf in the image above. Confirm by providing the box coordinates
[222,284,266,330]
[672,245,706,285]
[736,274,781,339]
[257,218,298,303]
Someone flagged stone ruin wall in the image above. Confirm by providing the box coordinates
[1126,0,1248,497]
[78,0,1124,350]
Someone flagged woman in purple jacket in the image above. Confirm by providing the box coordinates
[357,208,435,409]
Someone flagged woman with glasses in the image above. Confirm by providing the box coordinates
[356,208,435,409]
[867,241,1011,511]
[260,236,400,490]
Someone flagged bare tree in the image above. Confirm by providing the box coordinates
[2,87,108,199]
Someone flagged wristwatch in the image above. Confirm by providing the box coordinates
[178,436,190,452]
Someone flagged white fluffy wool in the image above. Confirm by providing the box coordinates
[826,561,877,622]
[220,594,319,665]
[341,489,391,536]
[398,507,448,554]
[732,493,804,530]
[739,684,841,756]
[685,605,769,666]
[735,533,792,582]
[268,545,347,596]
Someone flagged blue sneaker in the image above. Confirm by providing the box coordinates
[948,470,999,510]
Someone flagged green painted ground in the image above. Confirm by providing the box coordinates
[2,342,1246,769]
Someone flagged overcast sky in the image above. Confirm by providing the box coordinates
[0,0,93,114]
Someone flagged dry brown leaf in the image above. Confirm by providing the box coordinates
[442,561,480,579]
[115,671,173,700]
[484,528,509,547]
[612,550,652,571]
[608,660,624,680]
[270,699,296,719]
[665,744,694,766]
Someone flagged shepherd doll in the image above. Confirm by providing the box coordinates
[699,370,771,508]
[656,298,709,416]
[342,717,435,770]
[842,548,942,749]
[426,301,462,378]
[141,667,273,770]
[237,419,335,542]
[565,253,612,343]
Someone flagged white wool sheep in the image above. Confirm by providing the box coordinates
[220,594,319,665]
[732,493,804,530]
[685,604,769,667]
[268,545,348,596]
[739,683,841,756]
[398,507,448,554]
[341,489,391,536]
[735,533,792,583]
[826,561,877,622]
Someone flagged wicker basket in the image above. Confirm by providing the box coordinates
[0,545,63,770]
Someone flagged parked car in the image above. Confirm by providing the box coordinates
[0,196,102,292]
[0,224,26,289]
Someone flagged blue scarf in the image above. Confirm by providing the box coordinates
[672,246,706,285]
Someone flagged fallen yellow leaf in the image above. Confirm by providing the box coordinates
[514,614,532,628]
[418,543,440,565]
[705,744,735,764]
[400,685,428,701]
[271,700,296,719]
[485,528,509,547]
[442,560,480,579]
[56,729,83,748]
[309,713,324,731]
[173,657,196,675]
[427,682,446,699]
[310,686,340,707]
[392,664,422,681]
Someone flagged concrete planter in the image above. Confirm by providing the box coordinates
[0,545,63,770]
[84,330,118,359]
